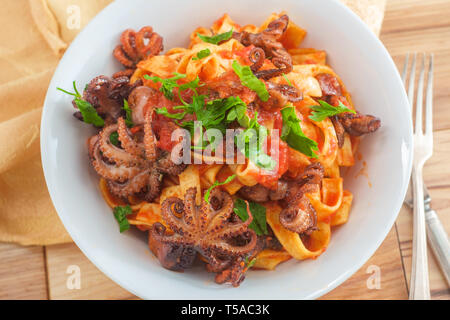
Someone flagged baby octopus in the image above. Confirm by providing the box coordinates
[87,86,186,201]
[238,163,324,235]
[113,26,164,69]
[315,73,381,147]
[232,14,293,80]
[150,188,258,286]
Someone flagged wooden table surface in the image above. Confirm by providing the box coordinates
[1,0,449,300]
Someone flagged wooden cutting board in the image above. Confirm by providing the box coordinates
[0,0,449,300]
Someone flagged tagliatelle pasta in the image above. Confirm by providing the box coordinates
[265,203,331,260]
[59,12,381,287]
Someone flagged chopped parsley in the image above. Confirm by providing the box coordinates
[173,96,248,134]
[282,73,293,87]
[57,81,104,127]
[109,131,120,147]
[144,73,187,100]
[178,76,202,94]
[192,48,212,61]
[245,257,257,269]
[197,29,233,45]
[123,99,133,127]
[232,60,269,102]
[154,107,187,120]
[233,199,268,236]
[235,112,276,171]
[281,106,319,158]
[151,75,275,170]
[113,205,133,233]
[308,100,356,122]
[204,174,236,203]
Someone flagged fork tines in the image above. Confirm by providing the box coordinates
[401,53,434,138]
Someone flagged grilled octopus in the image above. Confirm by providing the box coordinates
[149,188,257,286]
[87,85,186,201]
[232,15,293,80]
[315,73,381,147]
[238,163,324,235]
[73,75,141,125]
[113,26,163,70]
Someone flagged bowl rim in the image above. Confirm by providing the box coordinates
[40,0,413,300]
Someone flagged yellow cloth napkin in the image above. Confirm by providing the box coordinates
[0,0,386,246]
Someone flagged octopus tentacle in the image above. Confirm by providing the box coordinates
[249,47,265,72]
[263,14,289,39]
[160,197,191,235]
[144,109,158,162]
[204,252,233,273]
[91,140,141,183]
[254,48,293,79]
[331,115,346,148]
[113,45,135,68]
[107,169,150,197]
[203,189,237,235]
[212,219,253,240]
[113,27,163,68]
[156,150,187,175]
[112,69,135,79]
[117,117,146,158]
[279,197,317,234]
[145,166,163,202]
[214,257,246,287]
[182,188,199,233]
[234,15,292,81]
[151,226,196,247]
[99,124,143,166]
[156,188,257,286]
[279,163,324,234]
[337,112,381,136]
[135,26,164,58]
[120,29,139,62]
[207,231,257,257]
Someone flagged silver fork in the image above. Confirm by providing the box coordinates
[404,184,450,288]
[402,53,433,300]
[403,54,450,290]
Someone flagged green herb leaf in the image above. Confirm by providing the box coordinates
[144,73,187,100]
[154,107,187,120]
[178,76,202,93]
[227,100,249,127]
[123,99,133,127]
[235,112,276,171]
[308,100,356,122]
[281,106,319,158]
[192,48,212,61]
[204,175,236,203]
[282,73,293,87]
[176,96,248,135]
[246,257,257,269]
[197,29,233,45]
[73,98,105,127]
[113,205,133,233]
[110,131,120,147]
[57,82,105,127]
[233,199,268,236]
[57,81,81,98]
[232,60,269,102]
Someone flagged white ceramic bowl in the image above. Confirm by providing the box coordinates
[41,0,412,299]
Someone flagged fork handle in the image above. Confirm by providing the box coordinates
[410,165,431,300]
[426,208,450,287]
